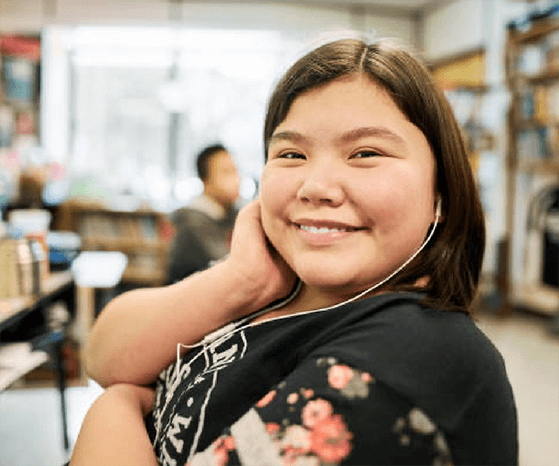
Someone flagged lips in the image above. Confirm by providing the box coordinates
[299,225,351,233]
[294,219,365,233]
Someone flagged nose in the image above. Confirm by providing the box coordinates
[297,164,344,207]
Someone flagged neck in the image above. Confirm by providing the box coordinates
[283,283,375,314]
[250,282,381,325]
[203,191,225,208]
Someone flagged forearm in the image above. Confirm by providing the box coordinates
[70,384,156,466]
[86,260,266,387]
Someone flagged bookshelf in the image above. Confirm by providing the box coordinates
[54,201,171,286]
[503,15,559,316]
[0,34,41,152]
[430,48,494,180]
[429,48,497,295]
[0,342,48,391]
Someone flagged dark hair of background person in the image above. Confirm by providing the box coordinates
[196,143,228,182]
[264,38,486,315]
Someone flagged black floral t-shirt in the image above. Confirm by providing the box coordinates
[145,292,518,466]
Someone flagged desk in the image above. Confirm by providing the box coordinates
[0,255,127,452]
[0,270,74,451]
[0,270,73,333]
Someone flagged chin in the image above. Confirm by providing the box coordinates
[295,261,388,294]
[295,267,360,289]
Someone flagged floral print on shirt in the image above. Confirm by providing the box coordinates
[253,358,375,464]
[194,357,453,466]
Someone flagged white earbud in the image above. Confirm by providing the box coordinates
[435,197,442,221]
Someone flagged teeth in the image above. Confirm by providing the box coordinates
[300,225,346,233]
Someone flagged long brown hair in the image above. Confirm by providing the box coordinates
[264,38,485,314]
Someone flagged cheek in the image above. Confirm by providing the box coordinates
[227,176,240,195]
[355,169,435,233]
[259,169,295,210]
[259,170,288,235]
[219,173,238,189]
[349,171,403,218]
[364,190,409,232]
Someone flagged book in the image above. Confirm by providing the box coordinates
[0,238,20,298]
[534,86,548,122]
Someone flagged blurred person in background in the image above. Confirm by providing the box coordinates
[167,143,240,284]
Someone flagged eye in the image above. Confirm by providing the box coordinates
[278,151,306,160]
[351,150,382,159]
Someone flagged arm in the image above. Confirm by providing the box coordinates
[69,384,156,466]
[86,200,296,387]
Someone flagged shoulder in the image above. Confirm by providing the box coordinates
[310,293,512,430]
[359,296,518,462]
[378,297,500,362]
[352,293,502,369]
[171,207,214,228]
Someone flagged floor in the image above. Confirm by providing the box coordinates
[0,307,557,466]
[473,308,559,466]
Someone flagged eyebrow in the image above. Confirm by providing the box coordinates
[269,126,407,147]
[339,126,406,146]
[269,130,306,145]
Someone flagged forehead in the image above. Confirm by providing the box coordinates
[208,150,234,171]
[209,150,232,164]
[285,76,402,125]
[274,76,424,147]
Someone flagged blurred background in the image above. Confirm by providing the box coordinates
[0,0,558,465]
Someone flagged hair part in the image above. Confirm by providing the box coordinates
[196,143,228,182]
[263,38,486,314]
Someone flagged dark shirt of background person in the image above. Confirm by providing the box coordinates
[167,144,240,284]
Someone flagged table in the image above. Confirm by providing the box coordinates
[0,253,128,453]
[0,270,74,451]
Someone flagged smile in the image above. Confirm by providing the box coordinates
[299,225,350,233]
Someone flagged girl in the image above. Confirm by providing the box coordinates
[71,37,517,465]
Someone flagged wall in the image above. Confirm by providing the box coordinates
[422,0,485,61]
[12,1,415,179]
[0,0,415,45]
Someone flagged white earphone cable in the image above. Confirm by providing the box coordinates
[173,200,441,464]
[175,199,441,364]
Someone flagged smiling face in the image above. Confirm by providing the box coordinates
[260,74,437,305]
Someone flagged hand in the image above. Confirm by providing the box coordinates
[226,199,297,312]
[85,201,298,388]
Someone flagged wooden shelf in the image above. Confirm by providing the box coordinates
[451,83,491,93]
[56,201,163,219]
[55,201,170,286]
[516,159,559,174]
[478,274,496,295]
[0,270,73,328]
[82,238,167,252]
[510,283,559,315]
[122,267,165,285]
[503,16,559,315]
[510,19,559,45]
[527,68,559,85]
[515,117,559,129]
[0,343,48,391]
